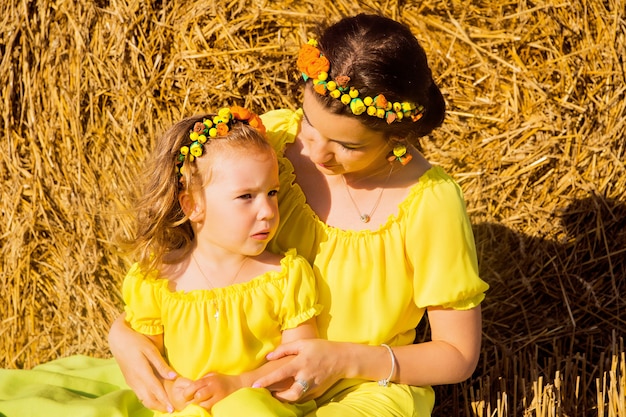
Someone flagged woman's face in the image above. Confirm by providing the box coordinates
[300,87,392,179]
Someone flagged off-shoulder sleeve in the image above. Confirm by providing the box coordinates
[122,263,164,336]
[278,249,324,330]
[261,108,302,155]
[407,172,489,309]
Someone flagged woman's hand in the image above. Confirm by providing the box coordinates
[183,373,244,410]
[251,339,348,402]
[108,314,177,412]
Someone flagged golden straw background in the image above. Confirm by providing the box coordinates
[1,0,624,415]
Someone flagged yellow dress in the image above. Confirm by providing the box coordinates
[261,109,490,417]
[123,249,322,417]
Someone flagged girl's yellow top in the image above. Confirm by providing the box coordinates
[123,249,322,380]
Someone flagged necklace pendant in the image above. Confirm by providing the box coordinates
[341,165,394,224]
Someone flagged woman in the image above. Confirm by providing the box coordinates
[109,14,489,416]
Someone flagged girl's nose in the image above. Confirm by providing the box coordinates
[257,196,277,220]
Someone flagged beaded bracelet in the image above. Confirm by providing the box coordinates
[378,344,396,387]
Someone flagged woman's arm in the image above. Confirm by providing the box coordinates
[396,306,482,384]
[346,306,482,385]
[252,306,482,401]
[108,313,177,412]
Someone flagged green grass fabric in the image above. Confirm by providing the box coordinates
[0,355,151,417]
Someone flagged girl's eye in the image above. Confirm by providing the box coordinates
[268,190,279,197]
[238,194,253,200]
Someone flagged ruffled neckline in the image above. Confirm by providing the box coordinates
[277,110,451,236]
[147,248,298,302]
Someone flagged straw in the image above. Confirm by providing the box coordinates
[1,0,624,414]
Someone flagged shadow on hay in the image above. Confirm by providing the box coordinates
[425,193,626,416]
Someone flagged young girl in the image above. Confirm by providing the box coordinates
[121,106,321,416]
[111,14,489,416]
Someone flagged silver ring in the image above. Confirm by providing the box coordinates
[295,378,310,393]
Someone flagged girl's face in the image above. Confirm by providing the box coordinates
[300,87,393,179]
[192,148,280,257]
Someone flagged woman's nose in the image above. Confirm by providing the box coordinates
[309,138,333,164]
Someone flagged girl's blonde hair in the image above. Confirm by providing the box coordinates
[124,113,273,274]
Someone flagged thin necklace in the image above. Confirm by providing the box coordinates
[192,254,249,289]
[192,254,249,320]
[341,165,394,223]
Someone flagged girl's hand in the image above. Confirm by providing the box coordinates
[165,377,194,411]
[183,373,244,410]
[252,339,348,402]
[108,315,177,412]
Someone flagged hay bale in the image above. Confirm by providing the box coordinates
[1,0,624,415]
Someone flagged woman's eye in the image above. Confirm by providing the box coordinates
[268,190,279,197]
[238,194,253,200]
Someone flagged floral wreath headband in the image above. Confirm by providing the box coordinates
[176,106,266,178]
[297,39,425,125]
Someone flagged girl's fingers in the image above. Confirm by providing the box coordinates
[193,386,215,404]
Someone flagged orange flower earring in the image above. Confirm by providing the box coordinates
[387,144,413,165]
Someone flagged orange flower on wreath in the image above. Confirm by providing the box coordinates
[247,114,266,136]
[297,44,320,72]
[374,94,388,109]
[216,122,229,136]
[230,105,252,121]
[230,105,266,136]
[297,44,329,79]
[313,82,328,96]
[306,56,330,79]
[335,76,351,88]
[193,122,206,133]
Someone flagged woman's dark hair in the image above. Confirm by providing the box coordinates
[313,14,445,144]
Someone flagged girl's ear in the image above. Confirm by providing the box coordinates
[179,190,204,222]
